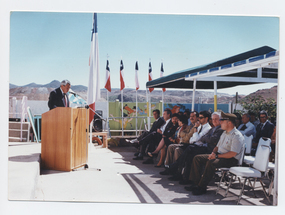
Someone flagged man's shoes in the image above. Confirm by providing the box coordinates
[159,168,170,175]
[192,186,207,195]
[134,152,140,156]
[142,158,154,164]
[126,139,139,144]
[184,184,198,192]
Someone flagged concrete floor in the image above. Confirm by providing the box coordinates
[8,142,274,206]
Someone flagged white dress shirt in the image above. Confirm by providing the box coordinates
[189,122,212,145]
[160,118,171,133]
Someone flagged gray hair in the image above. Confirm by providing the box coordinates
[60,80,71,86]
[212,111,221,119]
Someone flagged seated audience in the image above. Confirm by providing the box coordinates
[126,109,164,145]
[233,112,242,128]
[161,111,198,168]
[169,112,223,184]
[184,111,244,195]
[160,110,211,175]
[183,109,191,126]
[249,111,260,127]
[141,111,179,164]
[132,109,173,160]
[252,110,275,155]
[148,114,188,156]
[237,113,256,137]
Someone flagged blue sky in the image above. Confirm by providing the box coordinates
[10,12,279,95]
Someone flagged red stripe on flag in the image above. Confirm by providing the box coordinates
[89,102,95,124]
[148,74,154,92]
[120,70,125,90]
[105,76,111,92]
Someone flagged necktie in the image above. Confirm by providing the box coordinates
[240,124,247,131]
[64,93,67,107]
[198,125,203,134]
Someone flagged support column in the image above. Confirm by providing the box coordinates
[191,79,196,111]
[214,81,217,112]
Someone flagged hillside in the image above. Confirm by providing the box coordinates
[9,80,277,104]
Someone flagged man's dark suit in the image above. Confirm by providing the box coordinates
[252,120,275,155]
[138,119,177,155]
[48,87,70,110]
[254,120,275,143]
[136,117,165,142]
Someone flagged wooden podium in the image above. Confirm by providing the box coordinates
[41,107,89,171]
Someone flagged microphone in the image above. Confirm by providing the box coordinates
[69,91,77,96]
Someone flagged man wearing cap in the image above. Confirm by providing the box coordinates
[185,112,244,195]
[48,80,71,110]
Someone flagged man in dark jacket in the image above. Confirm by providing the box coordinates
[252,110,275,155]
[126,109,164,144]
[133,109,177,160]
[48,80,71,110]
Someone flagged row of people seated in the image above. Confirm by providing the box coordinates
[236,110,275,158]
[160,111,245,195]
[128,109,275,195]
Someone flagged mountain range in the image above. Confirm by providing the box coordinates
[9,80,277,104]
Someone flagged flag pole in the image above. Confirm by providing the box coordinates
[136,89,138,137]
[121,89,124,137]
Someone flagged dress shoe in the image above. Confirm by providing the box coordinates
[134,152,140,156]
[184,184,198,192]
[142,158,154,164]
[159,168,170,175]
[192,186,207,195]
[133,155,143,160]
[154,164,163,168]
[130,139,139,144]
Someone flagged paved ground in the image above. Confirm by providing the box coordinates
[7,141,274,206]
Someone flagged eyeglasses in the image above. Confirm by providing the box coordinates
[219,118,229,121]
[199,116,205,119]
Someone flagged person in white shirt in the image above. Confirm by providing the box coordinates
[189,111,212,145]
[237,113,256,137]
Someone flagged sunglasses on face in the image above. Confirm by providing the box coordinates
[199,116,205,119]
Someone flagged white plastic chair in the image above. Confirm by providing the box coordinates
[244,135,253,155]
[244,137,271,166]
[225,144,271,204]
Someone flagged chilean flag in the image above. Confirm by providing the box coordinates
[87,13,100,124]
[135,61,139,90]
[148,62,154,92]
[120,60,125,91]
[160,62,166,92]
[104,60,111,92]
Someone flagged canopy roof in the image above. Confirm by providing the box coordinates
[146,46,278,89]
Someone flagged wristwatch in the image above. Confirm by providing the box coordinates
[215,153,219,159]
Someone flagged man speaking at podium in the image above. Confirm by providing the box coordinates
[48,80,71,110]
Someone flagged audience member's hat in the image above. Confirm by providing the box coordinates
[221,111,237,122]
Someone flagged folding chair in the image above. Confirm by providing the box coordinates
[244,137,271,166]
[216,142,245,195]
[225,144,271,204]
